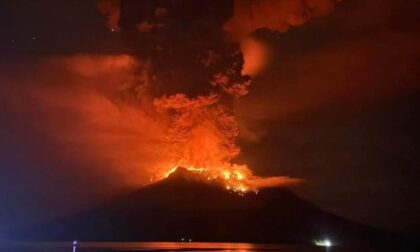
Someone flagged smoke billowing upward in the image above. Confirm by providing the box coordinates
[2,0,341,193]
[95,0,334,190]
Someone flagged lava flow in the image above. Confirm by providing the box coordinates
[163,166,251,193]
[151,92,256,193]
[151,92,302,194]
[157,163,304,194]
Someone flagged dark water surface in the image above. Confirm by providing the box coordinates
[0,241,364,252]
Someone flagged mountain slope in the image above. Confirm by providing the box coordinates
[15,168,416,250]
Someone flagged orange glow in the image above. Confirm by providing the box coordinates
[2,54,304,194]
[224,0,339,39]
[152,91,260,194]
[162,165,253,194]
[241,38,270,76]
[157,164,303,194]
[150,71,303,193]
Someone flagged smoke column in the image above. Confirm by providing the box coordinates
[2,0,341,193]
[99,0,340,189]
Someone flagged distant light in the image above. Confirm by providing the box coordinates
[73,240,78,252]
[314,239,332,247]
[325,240,331,247]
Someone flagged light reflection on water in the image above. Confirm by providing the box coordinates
[0,242,328,252]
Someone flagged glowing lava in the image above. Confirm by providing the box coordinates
[162,165,252,194]
[151,92,258,194]
[151,92,303,194]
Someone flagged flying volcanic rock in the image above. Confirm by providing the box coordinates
[14,168,416,251]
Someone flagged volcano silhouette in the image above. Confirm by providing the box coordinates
[17,168,416,250]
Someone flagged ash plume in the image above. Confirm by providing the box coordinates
[55,0,343,189]
[2,0,344,193]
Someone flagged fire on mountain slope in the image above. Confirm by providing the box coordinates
[95,0,315,193]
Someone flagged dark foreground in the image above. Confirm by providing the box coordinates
[12,169,418,251]
[0,241,398,252]
[17,169,413,248]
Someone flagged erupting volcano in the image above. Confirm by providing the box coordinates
[152,85,301,193]
[151,78,257,193]
[3,1,419,251]
[14,167,414,250]
[97,0,320,192]
[1,0,344,192]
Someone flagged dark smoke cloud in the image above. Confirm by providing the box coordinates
[96,0,342,93]
[233,0,420,232]
[118,0,242,98]
[235,33,419,123]
[234,0,420,133]
[225,0,340,39]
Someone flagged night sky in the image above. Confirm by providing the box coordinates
[0,0,419,238]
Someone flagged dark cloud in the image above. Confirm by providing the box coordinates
[234,0,420,233]
[225,0,339,39]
